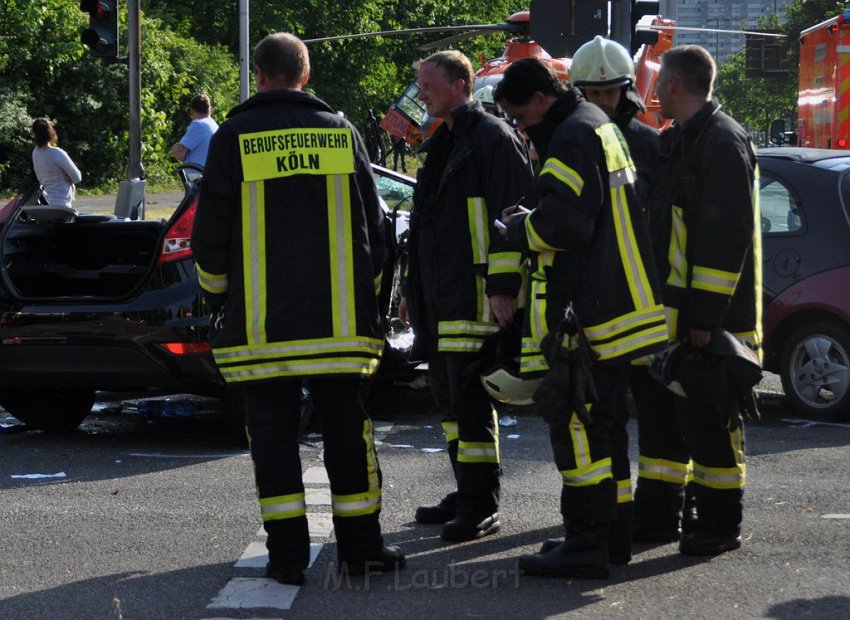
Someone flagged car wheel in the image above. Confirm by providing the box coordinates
[0,387,95,432]
[779,320,850,421]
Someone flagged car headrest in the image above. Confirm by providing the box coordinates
[20,204,77,223]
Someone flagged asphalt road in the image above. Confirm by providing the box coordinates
[1,380,848,619]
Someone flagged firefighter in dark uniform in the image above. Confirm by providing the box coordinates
[565,35,665,562]
[643,45,761,556]
[398,50,533,542]
[494,58,668,578]
[192,33,405,584]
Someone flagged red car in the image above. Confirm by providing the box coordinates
[759,148,850,420]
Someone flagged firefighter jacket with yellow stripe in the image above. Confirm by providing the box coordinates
[192,89,386,383]
[407,101,534,358]
[505,89,668,376]
[648,100,762,354]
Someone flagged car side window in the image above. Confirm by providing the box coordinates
[759,172,802,235]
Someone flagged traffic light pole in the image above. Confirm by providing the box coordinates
[127,0,144,180]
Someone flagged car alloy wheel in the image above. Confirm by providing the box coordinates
[780,319,850,421]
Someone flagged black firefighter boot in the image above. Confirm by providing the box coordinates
[632,479,684,543]
[415,490,458,524]
[538,504,631,565]
[520,520,610,579]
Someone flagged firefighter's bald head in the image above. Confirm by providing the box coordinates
[253,33,310,91]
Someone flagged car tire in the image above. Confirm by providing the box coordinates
[779,319,850,421]
[0,387,95,432]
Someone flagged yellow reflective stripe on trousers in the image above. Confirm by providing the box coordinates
[488,251,522,276]
[692,426,745,489]
[442,421,459,443]
[691,265,740,296]
[260,492,307,521]
[666,205,688,289]
[467,196,489,265]
[332,489,381,517]
[540,157,584,196]
[242,181,268,346]
[196,264,228,295]
[560,411,613,486]
[457,440,500,464]
[332,418,382,517]
[327,174,356,337]
[616,478,633,504]
[637,456,690,484]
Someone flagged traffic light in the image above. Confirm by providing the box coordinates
[631,0,660,54]
[80,0,119,59]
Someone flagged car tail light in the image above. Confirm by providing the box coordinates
[160,199,196,263]
[158,341,211,354]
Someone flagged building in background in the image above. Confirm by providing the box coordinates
[659,0,793,62]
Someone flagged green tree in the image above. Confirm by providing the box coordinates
[142,0,519,134]
[0,0,239,191]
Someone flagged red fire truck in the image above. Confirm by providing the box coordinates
[796,10,850,149]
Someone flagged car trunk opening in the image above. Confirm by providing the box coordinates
[1,216,166,299]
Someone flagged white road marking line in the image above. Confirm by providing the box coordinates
[125,452,248,459]
[309,513,334,538]
[822,514,850,519]
[302,466,330,484]
[205,577,298,611]
[235,542,323,568]
[305,488,332,505]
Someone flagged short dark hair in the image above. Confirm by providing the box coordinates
[253,33,310,85]
[661,45,716,97]
[415,50,474,97]
[190,94,212,115]
[493,58,568,106]
[31,117,57,147]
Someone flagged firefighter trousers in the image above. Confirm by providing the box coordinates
[631,365,690,534]
[240,377,384,571]
[632,366,746,536]
[429,350,500,518]
[549,364,627,538]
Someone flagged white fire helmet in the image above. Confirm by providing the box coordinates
[569,35,635,88]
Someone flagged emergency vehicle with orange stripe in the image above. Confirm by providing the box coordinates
[797,10,850,149]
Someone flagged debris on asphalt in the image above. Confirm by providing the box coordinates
[498,416,518,427]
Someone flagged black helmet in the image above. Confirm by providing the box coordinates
[649,329,762,403]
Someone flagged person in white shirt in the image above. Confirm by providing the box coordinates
[171,94,219,167]
[31,117,82,207]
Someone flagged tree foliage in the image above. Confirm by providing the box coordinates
[1,0,525,192]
